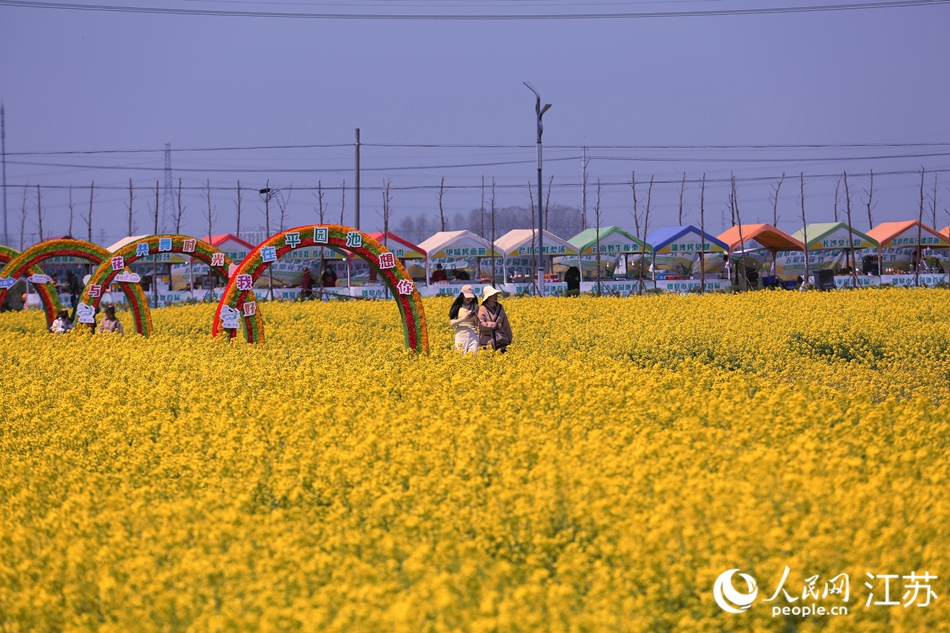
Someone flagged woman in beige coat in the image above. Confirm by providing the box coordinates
[477,286,513,353]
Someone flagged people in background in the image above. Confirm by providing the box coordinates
[430,263,448,283]
[321,265,338,288]
[97,306,124,335]
[301,267,313,299]
[565,266,581,296]
[452,268,470,281]
[50,310,73,334]
[449,284,479,355]
[478,286,513,353]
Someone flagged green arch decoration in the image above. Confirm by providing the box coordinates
[0,245,65,326]
[80,234,262,338]
[213,225,429,352]
[0,240,150,334]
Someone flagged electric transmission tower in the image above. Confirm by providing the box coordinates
[161,143,173,234]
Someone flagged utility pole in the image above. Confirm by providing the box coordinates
[524,82,551,296]
[1,102,7,247]
[354,128,360,231]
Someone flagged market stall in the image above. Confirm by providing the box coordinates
[784,223,879,289]
[562,226,652,294]
[866,220,949,287]
[493,229,578,295]
[645,226,729,292]
[717,223,805,289]
[417,230,501,297]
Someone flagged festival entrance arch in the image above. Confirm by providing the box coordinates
[0,245,66,322]
[213,225,429,352]
[80,234,262,338]
[0,240,150,332]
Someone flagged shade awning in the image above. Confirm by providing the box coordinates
[417,230,501,259]
[568,226,651,255]
[718,224,805,254]
[646,226,727,254]
[789,222,878,250]
[494,229,578,257]
[866,220,949,248]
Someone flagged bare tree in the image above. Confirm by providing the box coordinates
[581,164,589,230]
[864,170,876,230]
[727,173,737,228]
[528,181,537,290]
[235,181,242,239]
[379,179,393,237]
[630,172,644,295]
[833,175,842,223]
[480,176,486,239]
[438,177,447,232]
[544,175,554,231]
[594,179,603,297]
[276,185,293,232]
[126,178,136,237]
[174,179,186,234]
[314,181,327,224]
[699,174,706,295]
[770,173,785,227]
[644,174,655,284]
[732,175,751,291]
[84,181,95,243]
[147,181,160,303]
[843,172,858,288]
[35,185,45,242]
[203,179,216,241]
[490,178,497,286]
[19,185,29,250]
[800,173,809,290]
[67,185,75,236]
[339,179,346,225]
[929,172,939,229]
[678,172,687,225]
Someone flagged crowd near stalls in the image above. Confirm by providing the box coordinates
[5,217,950,312]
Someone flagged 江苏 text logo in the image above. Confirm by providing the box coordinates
[713,569,759,613]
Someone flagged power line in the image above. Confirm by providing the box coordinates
[0,0,948,19]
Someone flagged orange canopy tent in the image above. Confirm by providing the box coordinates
[717,224,804,286]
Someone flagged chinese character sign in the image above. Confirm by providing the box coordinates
[284,232,301,249]
[346,232,363,248]
[236,274,254,291]
[313,227,329,243]
[158,238,173,252]
[183,239,196,253]
[135,243,150,257]
[396,279,414,295]
[111,256,125,271]
[210,252,225,267]
[260,246,277,263]
[378,252,396,270]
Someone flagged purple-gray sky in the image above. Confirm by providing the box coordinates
[1,0,949,247]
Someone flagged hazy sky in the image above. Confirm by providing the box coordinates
[1,0,949,247]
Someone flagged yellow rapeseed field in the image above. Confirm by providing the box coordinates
[1,289,948,632]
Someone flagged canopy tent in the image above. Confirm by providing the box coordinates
[717,224,805,287]
[790,222,877,251]
[493,229,578,283]
[565,226,651,280]
[646,226,728,280]
[366,231,427,281]
[417,230,501,283]
[866,220,950,274]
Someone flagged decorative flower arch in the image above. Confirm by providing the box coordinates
[0,240,150,333]
[0,245,65,326]
[80,234,262,338]
[213,225,429,353]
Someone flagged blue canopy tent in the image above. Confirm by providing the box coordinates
[645,226,729,282]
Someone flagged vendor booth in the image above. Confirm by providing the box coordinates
[785,223,878,289]
[417,230,501,297]
[646,226,730,292]
[493,229,578,295]
[866,220,949,287]
[563,226,652,294]
[718,224,805,289]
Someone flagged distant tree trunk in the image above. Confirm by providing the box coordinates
[480,176,486,239]
[36,184,44,242]
[833,175,842,223]
[732,176,749,291]
[203,179,217,298]
[630,172,643,296]
[800,173,809,291]
[276,185,293,232]
[339,179,346,225]
[678,172,687,225]
[438,177,447,232]
[864,170,875,231]
[19,185,28,250]
[544,175,554,231]
[843,172,858,289]
[149,181,160,304]
[235,180,242,239]
[699,174,706,295]
[917,168,925,288]
[66,181,75,237]
[528,181,537,293]
[770,173,785,227]
[644,175,654,290]
[175,179,185,233]
[126,179,135,237]
[85,181,95,243]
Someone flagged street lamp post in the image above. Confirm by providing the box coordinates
[524,82,551,296]
[259,186,280,301]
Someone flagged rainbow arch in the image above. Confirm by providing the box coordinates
[0,245,65,326]
[81,235,262,338]
[0,239,151,334]
[213,225,429,352]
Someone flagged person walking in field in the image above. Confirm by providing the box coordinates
[449,284,480,355]
[97,306,124,335]
[50,310,73,334]
[478,286,513,353]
